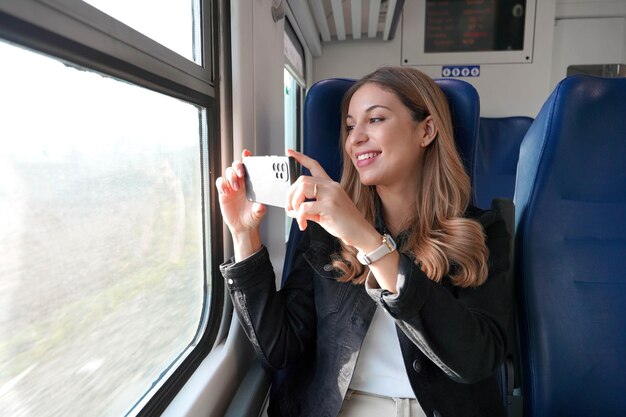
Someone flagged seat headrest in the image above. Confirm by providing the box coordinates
[435,78,480,184]
[302,78,354,181]
[515,75,626,226]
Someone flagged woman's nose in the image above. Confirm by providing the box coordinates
[349,124,368,145]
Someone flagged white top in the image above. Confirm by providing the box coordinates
[349,306,417,398]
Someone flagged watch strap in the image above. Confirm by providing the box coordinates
[357,234,397,265]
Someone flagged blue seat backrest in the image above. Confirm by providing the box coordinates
[514,75,626,416]
[282,77,481,285]
[474,117,533,209]
[299,78,354,182]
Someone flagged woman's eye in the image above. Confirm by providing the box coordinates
[370,117,384,124]
[346,125,355,132]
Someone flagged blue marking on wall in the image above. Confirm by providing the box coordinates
[442,65,480,78]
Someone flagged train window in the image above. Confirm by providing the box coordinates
[284,18,305,154]
[284,69,303,153]
[82,0,202,63]
[0,38,206,417]
[284,18,305,242]
[0,0,222,415]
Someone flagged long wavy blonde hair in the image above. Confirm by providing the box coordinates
[333,67,489,288]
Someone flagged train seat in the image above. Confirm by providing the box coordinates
[474,116,534,209]
[514,75,626,416]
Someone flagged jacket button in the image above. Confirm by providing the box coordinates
[412,359,422,373]
[433,411,442,417]
[227,279,234,285]
[323,264,333,271]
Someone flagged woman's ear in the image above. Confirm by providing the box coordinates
[419,116,437,147]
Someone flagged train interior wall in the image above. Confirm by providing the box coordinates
[310,0,626,118]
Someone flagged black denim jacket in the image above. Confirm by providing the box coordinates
[220,206,511,417]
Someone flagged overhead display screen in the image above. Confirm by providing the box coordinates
[401,0,536,65]
[424,0,526,53]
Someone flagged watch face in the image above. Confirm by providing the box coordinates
[383,234,397,251]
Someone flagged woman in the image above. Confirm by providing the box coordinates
[217,67,511,417]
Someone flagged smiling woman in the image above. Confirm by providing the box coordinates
[344,83,433,190]
[335,67,489,289]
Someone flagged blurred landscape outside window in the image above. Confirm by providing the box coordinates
[0,40,207,417]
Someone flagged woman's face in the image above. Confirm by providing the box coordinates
[344,82,432,190]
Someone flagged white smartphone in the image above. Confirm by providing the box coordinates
[242,155,298,208]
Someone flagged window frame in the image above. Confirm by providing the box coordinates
[284,16,306,154]
[0,0,215,104]
[0,0,224,415]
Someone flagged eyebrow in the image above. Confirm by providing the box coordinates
[346,104,392,119]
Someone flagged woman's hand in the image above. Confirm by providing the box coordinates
[287,149,401,293]
[286,149,378,249]
[216,149,266,259]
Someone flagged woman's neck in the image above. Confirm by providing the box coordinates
[376,187,414,236]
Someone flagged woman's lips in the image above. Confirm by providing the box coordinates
[355,151,380,168]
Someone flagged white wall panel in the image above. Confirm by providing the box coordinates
[551,17,626,87]
[252,0,288,282]
[313,1,559,118]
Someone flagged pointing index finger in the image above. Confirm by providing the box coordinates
[287,149,331,180]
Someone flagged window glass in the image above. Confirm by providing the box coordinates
[284,71,303,243]
[82,0,202,63]
[284,20,304,81]
[283,20,305,244]
[283,18,305,154]
[0,40,206,417]
[284,68,299,153]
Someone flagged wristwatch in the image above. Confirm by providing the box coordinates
[356,234,397,265]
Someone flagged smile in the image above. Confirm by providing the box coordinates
[356,152,381,161]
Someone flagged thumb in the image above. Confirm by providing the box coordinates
[251,202,267,220]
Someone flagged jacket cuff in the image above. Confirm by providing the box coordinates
[220,246,274,290]
[365,253,432,318]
